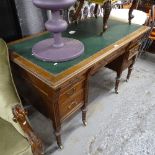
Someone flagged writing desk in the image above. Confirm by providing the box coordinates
[8,18,149,148]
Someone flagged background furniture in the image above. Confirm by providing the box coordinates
[147,5,155,53]
[0,39,43,155]
[0,0,22,42]
[73,0,141,32]
[137,0,155,13]
[73,0,112,33]
[109,0,149,26]
[109,8,148,25]
[9,18,149,148]
[139,4,155,53]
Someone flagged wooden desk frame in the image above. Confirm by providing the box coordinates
[9,26,149,148]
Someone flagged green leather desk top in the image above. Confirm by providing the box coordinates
[9,18,141,75]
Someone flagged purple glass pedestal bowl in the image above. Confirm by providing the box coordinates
[32,0,84,62]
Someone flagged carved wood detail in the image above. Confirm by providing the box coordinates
[73,0,112,33]
[12,104,44,155]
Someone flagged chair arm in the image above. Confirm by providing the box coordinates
[12,104,44,155]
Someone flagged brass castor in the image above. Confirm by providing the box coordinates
[115,89,119,94]
[83,121,87,126]
[58,145,64,150]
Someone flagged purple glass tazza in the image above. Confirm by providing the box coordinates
[32,0,84,62]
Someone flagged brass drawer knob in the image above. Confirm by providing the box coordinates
[68,101,78,110]
[66,88,76,96]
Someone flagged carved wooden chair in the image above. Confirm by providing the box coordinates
[73,0,144,33]
[0,39,44,155]
[73,0,112,33]
[141,4,155,53]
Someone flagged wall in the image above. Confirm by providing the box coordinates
[15,0,47,36]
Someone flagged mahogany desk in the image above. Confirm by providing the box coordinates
[8,18,149,148]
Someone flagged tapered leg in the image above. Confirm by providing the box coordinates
[82,108,87,126]
[82,73,89,126]
[73,0,84,21]
[115,71,122,94]
[94,4,99,18]
[55,127,63,149]
[126,56,137,82]
[126,65,133,82]
[129,0,139,24]
[101,0,111,34]
[50,89,63,149]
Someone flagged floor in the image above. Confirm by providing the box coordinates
[29,52,155,155]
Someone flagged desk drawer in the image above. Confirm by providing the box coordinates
[59,81,84,103]
[128,44,139,60]
[61,74,85,91]
[105,47,125,64]
[59,90,84,121]
[128,35,142,49]
[90,60,107,75]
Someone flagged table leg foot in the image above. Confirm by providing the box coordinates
[83,120,87,126]
[115,78,120,94]
[58,145,64,150]
[115,89,119,94]
[115,71,122,94]
[82,108,87,126]
[127,66,133,81]
[55,130,63,149]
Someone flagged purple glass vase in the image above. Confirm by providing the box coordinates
[32,0,84,62]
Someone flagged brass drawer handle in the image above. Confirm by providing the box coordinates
[129,44,139,51]
[131,47,139,53]
[68,101,78,110]
[66,88,76,96]
[134,46,139,51]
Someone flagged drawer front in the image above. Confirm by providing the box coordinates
[105,47,126,64]
[128,36,142,49]
[61,74,85,92]
[59,81,84,103]
[59,90,84,121]
[90,60,107,75]
[128,44,139,60]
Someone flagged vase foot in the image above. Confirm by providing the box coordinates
[32,37,84,62]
